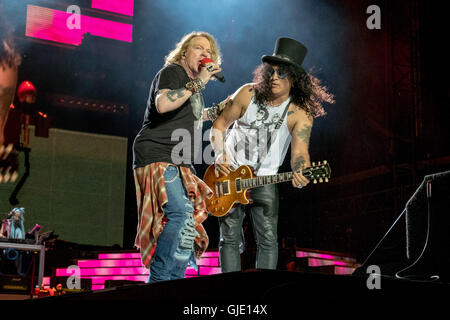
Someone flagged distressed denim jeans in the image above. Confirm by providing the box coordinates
[148,165,197,282]
[218,184,279,272]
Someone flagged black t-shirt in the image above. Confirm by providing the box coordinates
[133,64,202,169]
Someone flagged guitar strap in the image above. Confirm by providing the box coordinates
[253,100,291,173]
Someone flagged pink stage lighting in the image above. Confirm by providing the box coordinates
[56,267,148,277]
[53,249,356,291]
[77,259,143,268]
[199,251,219,258]
[198,267,222,276]
[92,0,134,16]
[25,5,132,46]
[98,252,141,259]
[89,275,148,285]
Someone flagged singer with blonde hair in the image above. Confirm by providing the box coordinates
[132,31,223,282]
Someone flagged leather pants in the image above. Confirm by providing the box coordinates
[218,184,279,272]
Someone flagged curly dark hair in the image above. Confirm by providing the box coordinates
[252,62,334,118]
[0,6,21,69]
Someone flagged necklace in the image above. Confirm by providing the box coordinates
[267,101,281,107]
[267,97,288,107]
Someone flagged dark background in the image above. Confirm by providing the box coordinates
[2,0,449,264]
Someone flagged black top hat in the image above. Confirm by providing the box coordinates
[262,37,308,72]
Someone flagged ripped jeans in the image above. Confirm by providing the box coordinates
[148,165,197,282]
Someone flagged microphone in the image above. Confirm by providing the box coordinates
[200,58,226,82]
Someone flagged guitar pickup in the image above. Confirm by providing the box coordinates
[235,178,242,193]
[216,180,230,196]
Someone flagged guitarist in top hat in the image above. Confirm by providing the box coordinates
[210,37,334,272]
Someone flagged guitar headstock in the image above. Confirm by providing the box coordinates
[303,160,331,184]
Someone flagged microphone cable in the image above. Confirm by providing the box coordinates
[359,207,406,268]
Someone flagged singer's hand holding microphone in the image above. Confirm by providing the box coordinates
[198,57,226,85]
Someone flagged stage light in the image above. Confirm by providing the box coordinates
[47,94,129,115]
[92,0,134,16]
[25,5,133,46]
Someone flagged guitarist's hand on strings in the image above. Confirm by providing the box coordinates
[292,170,309,189]
[214,153,232,177]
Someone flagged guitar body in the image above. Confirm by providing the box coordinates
[203,164,254,217]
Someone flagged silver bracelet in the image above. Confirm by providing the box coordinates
[185,78,205,93]
[207,104,220,121]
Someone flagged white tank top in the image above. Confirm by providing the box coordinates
[223,96,292,175]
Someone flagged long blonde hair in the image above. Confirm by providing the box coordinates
[164,31,222,66]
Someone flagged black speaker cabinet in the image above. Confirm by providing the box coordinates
[405,170,450,281]
[0,274,35,294]
[354,170,450,281]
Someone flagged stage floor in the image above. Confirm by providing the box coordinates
[23,269,450,317]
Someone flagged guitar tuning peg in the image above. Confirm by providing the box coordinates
[313,179,317,184]
[323,160,327,164]
[325,178,329,183]
[319,178,323,183]
[312,162,315,166]
[318,161,321,165]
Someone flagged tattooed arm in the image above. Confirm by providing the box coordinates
[288,105,313,188]
[156,61,222,114]
[210,84,252,176]
[154,87,193,114]
[0,64,18,145]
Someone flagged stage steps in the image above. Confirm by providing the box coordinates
[293,249,359,275]
[47,248,359,290]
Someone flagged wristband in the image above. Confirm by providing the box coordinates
[185,78,205,93]
[207,104,220,121]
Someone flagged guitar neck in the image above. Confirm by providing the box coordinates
[241,170,314,189]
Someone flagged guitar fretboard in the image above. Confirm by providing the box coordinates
[213,162,329,198]
[240,172,295,189]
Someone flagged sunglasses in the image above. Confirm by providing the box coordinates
[267,68,288,79]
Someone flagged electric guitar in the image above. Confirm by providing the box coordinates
[203,161,331,217]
